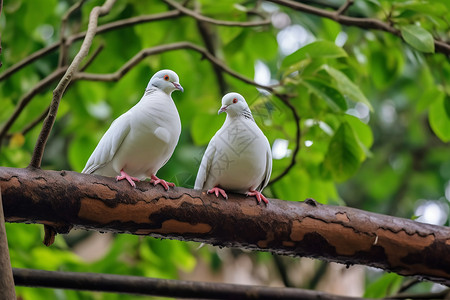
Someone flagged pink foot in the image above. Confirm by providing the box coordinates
[150,174,175,191]
[207,186,228,199]
[247,190,269,205]
[116,170,140,187]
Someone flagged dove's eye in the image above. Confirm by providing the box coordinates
[164,75,169,81]
[233,98,238,103]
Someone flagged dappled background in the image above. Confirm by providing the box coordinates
[0,0,449,298]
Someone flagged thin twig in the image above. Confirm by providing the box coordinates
[74,42,273,91]
[29,0,117,169]
[5,108,49,140]
[79,44,105,72]
[0,0,3,68]
[12,268,363,300]
[267,0,450,55]
[0,11,181,81]
[164,0,271,27]
[335,0,354,16]
[268,94,301,186]
[1,45,104,143]
[58,0,87,67]
[0,68,68,144]
[385,289,450,299]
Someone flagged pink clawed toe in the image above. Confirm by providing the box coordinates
[207,186,228,199]
[150,174,175,191]
[116,169,140,187]
[247,190,269,205]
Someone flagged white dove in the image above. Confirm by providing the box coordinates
[82,69,183,190]
[194,92,272,204]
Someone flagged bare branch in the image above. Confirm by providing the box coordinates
[0,68,67,143]
[0,188,16,299]
[335,0,354,16]
[1,167,450,285]
[0,0,3,68]
[164,0,271,27]
[385,289,450,300]
[0,11,182,81]
[58,0,87,67]
[13,268,361,300]
[267,0,450,55]
[29,0,117,169]
[268,94,301,186]
[1,44,104,143]
[74,42,274,91]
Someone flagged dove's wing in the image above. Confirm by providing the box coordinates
[257,140,273,192]
[194,138,217,190]
[82,113,131,174]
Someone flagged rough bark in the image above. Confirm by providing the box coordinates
[0,188,16,300]
[0,167,449,285]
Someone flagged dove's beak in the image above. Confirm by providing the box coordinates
[173,82,184,92]
[218,105,228,114]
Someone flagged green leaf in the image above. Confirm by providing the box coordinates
[323,122,365,182]
[364,273,403,298]
[344,114,373,150]
[429,95,450,142]
[324,66,374,111]
[303,79,348,111]
[401,25,435,53]
[281,41,347,68]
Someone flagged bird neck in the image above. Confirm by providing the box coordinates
[225,108,255,123]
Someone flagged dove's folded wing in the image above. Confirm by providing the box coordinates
[194,138,217,190]
[258,142,273,192]
[82,113,131,174]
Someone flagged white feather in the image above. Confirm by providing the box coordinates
[194,93,272,194]
[83,70,182,181]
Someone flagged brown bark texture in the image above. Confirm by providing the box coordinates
[0,167,449,285]
[0,188,16,300]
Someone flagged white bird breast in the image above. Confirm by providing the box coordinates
[110,90,181,179]
[204,117,269,193]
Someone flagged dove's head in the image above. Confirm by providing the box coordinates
[218,92,251,117]
[148,69,184,94]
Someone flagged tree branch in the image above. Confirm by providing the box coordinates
[268,94,301,186]
[164,0,271,27]
[335,0,354,16]
[0,11,182,81]
[29,0,117,169]
[0,68,68,144]
[0,188,16,299]
[267,0,450,55]
[2,44,104,143]
[12,268,361,300]
[58,0,87,68]
[1,167,449,285]
[74,42,274,91]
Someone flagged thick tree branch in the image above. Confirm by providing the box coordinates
[0,188,16,299]
[164,0,271,27]
[13,268,362,300]
[268,0,450,55]
[0,167,449,285]
[29,0,117,169]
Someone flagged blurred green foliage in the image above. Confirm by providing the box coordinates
[0,0,449,298]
